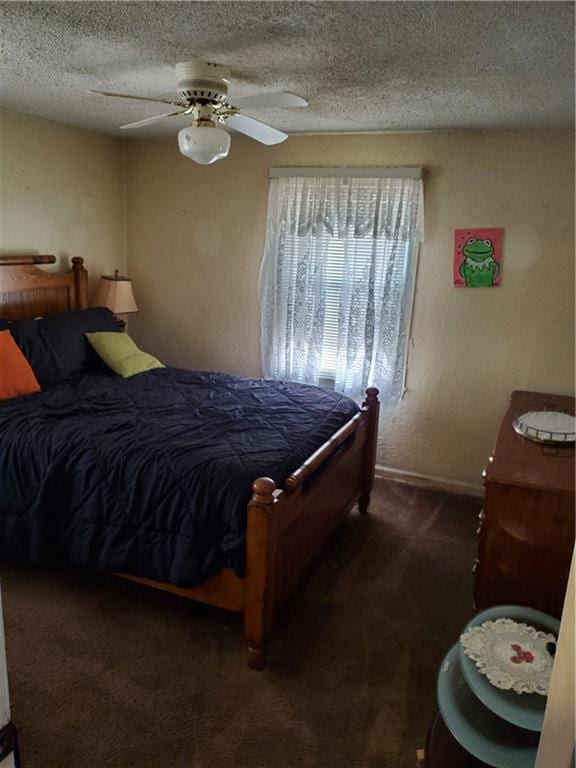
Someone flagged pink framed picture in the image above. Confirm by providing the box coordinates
[454,228,504,287]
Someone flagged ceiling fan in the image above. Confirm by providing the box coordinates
[88,60,308,165]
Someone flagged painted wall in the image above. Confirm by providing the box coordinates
[126,129,573,486]
[0,110,125,296]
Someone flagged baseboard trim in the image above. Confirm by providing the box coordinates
[375,464,484,497]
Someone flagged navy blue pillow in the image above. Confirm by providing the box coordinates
[0,317,64,388]
[39,307,120,378]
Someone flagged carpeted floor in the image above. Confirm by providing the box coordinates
[1,479,481,768]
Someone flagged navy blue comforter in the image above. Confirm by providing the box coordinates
[0,368,358,586]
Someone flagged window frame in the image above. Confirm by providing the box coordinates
[262,168,424,399]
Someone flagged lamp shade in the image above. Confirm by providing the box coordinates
[178,125,230,165]
[94,271,138,314]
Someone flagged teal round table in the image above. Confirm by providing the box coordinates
[437,643,541,767]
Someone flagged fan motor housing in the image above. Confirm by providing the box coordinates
[176,61,230,103]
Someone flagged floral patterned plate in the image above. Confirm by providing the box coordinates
[460,618,556,696]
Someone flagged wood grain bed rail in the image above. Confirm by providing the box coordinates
[284,411,364,494]
[0,254,55,266]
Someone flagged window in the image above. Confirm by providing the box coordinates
[260,171,424,401]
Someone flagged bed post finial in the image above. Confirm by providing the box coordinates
[244,476,277,670]
[251,477,276,505]
[364,387,379,405]
[71,257,89,310]
[359,387,380,514]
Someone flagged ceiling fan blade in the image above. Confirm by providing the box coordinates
[224,114,288,145]
[87,89,182,107]
[120,111,187,130]
[228,91,308,109]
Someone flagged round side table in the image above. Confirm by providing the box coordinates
[424,605,557,768]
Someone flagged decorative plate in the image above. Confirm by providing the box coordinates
[459,605,559,731]
[460,619,556,696]
[513,410,575,445]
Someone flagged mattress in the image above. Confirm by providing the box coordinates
[0,367,358,586]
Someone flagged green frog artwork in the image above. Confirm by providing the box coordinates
[454,229,503,287]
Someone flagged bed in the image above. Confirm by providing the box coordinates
[0,254,380,669]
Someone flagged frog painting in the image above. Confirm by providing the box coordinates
[453,228,504,287]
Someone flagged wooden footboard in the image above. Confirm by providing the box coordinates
[244,388,380,669]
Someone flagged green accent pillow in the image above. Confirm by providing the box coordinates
[85,332,164,378]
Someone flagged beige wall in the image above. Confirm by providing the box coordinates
[0,110,125,296]
[125,128,575,487]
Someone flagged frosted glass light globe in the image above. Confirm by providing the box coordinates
[177,126,231,165]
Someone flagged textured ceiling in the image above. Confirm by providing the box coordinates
[0,1,574,137]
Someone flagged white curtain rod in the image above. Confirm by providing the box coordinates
[269,167,423,179]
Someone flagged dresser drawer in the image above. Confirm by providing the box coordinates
[474,481,574,618]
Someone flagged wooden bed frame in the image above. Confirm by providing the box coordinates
[0,254,380,669]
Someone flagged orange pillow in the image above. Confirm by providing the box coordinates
[0,329,41,400]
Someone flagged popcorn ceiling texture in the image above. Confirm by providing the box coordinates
[0,1,574,136]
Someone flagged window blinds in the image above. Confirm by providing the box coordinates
[260,174,424,401]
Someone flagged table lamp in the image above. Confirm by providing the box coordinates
[94,270,138,330]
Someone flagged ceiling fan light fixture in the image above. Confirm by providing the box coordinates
[177,124,230,165]
[90,59,308,158]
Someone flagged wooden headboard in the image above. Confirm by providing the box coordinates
[0,254,88,320]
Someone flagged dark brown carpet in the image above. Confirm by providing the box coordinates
[1,479,481,768]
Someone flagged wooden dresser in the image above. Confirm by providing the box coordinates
[474,390,575,619]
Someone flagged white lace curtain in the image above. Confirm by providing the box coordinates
[260,174,424,401]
